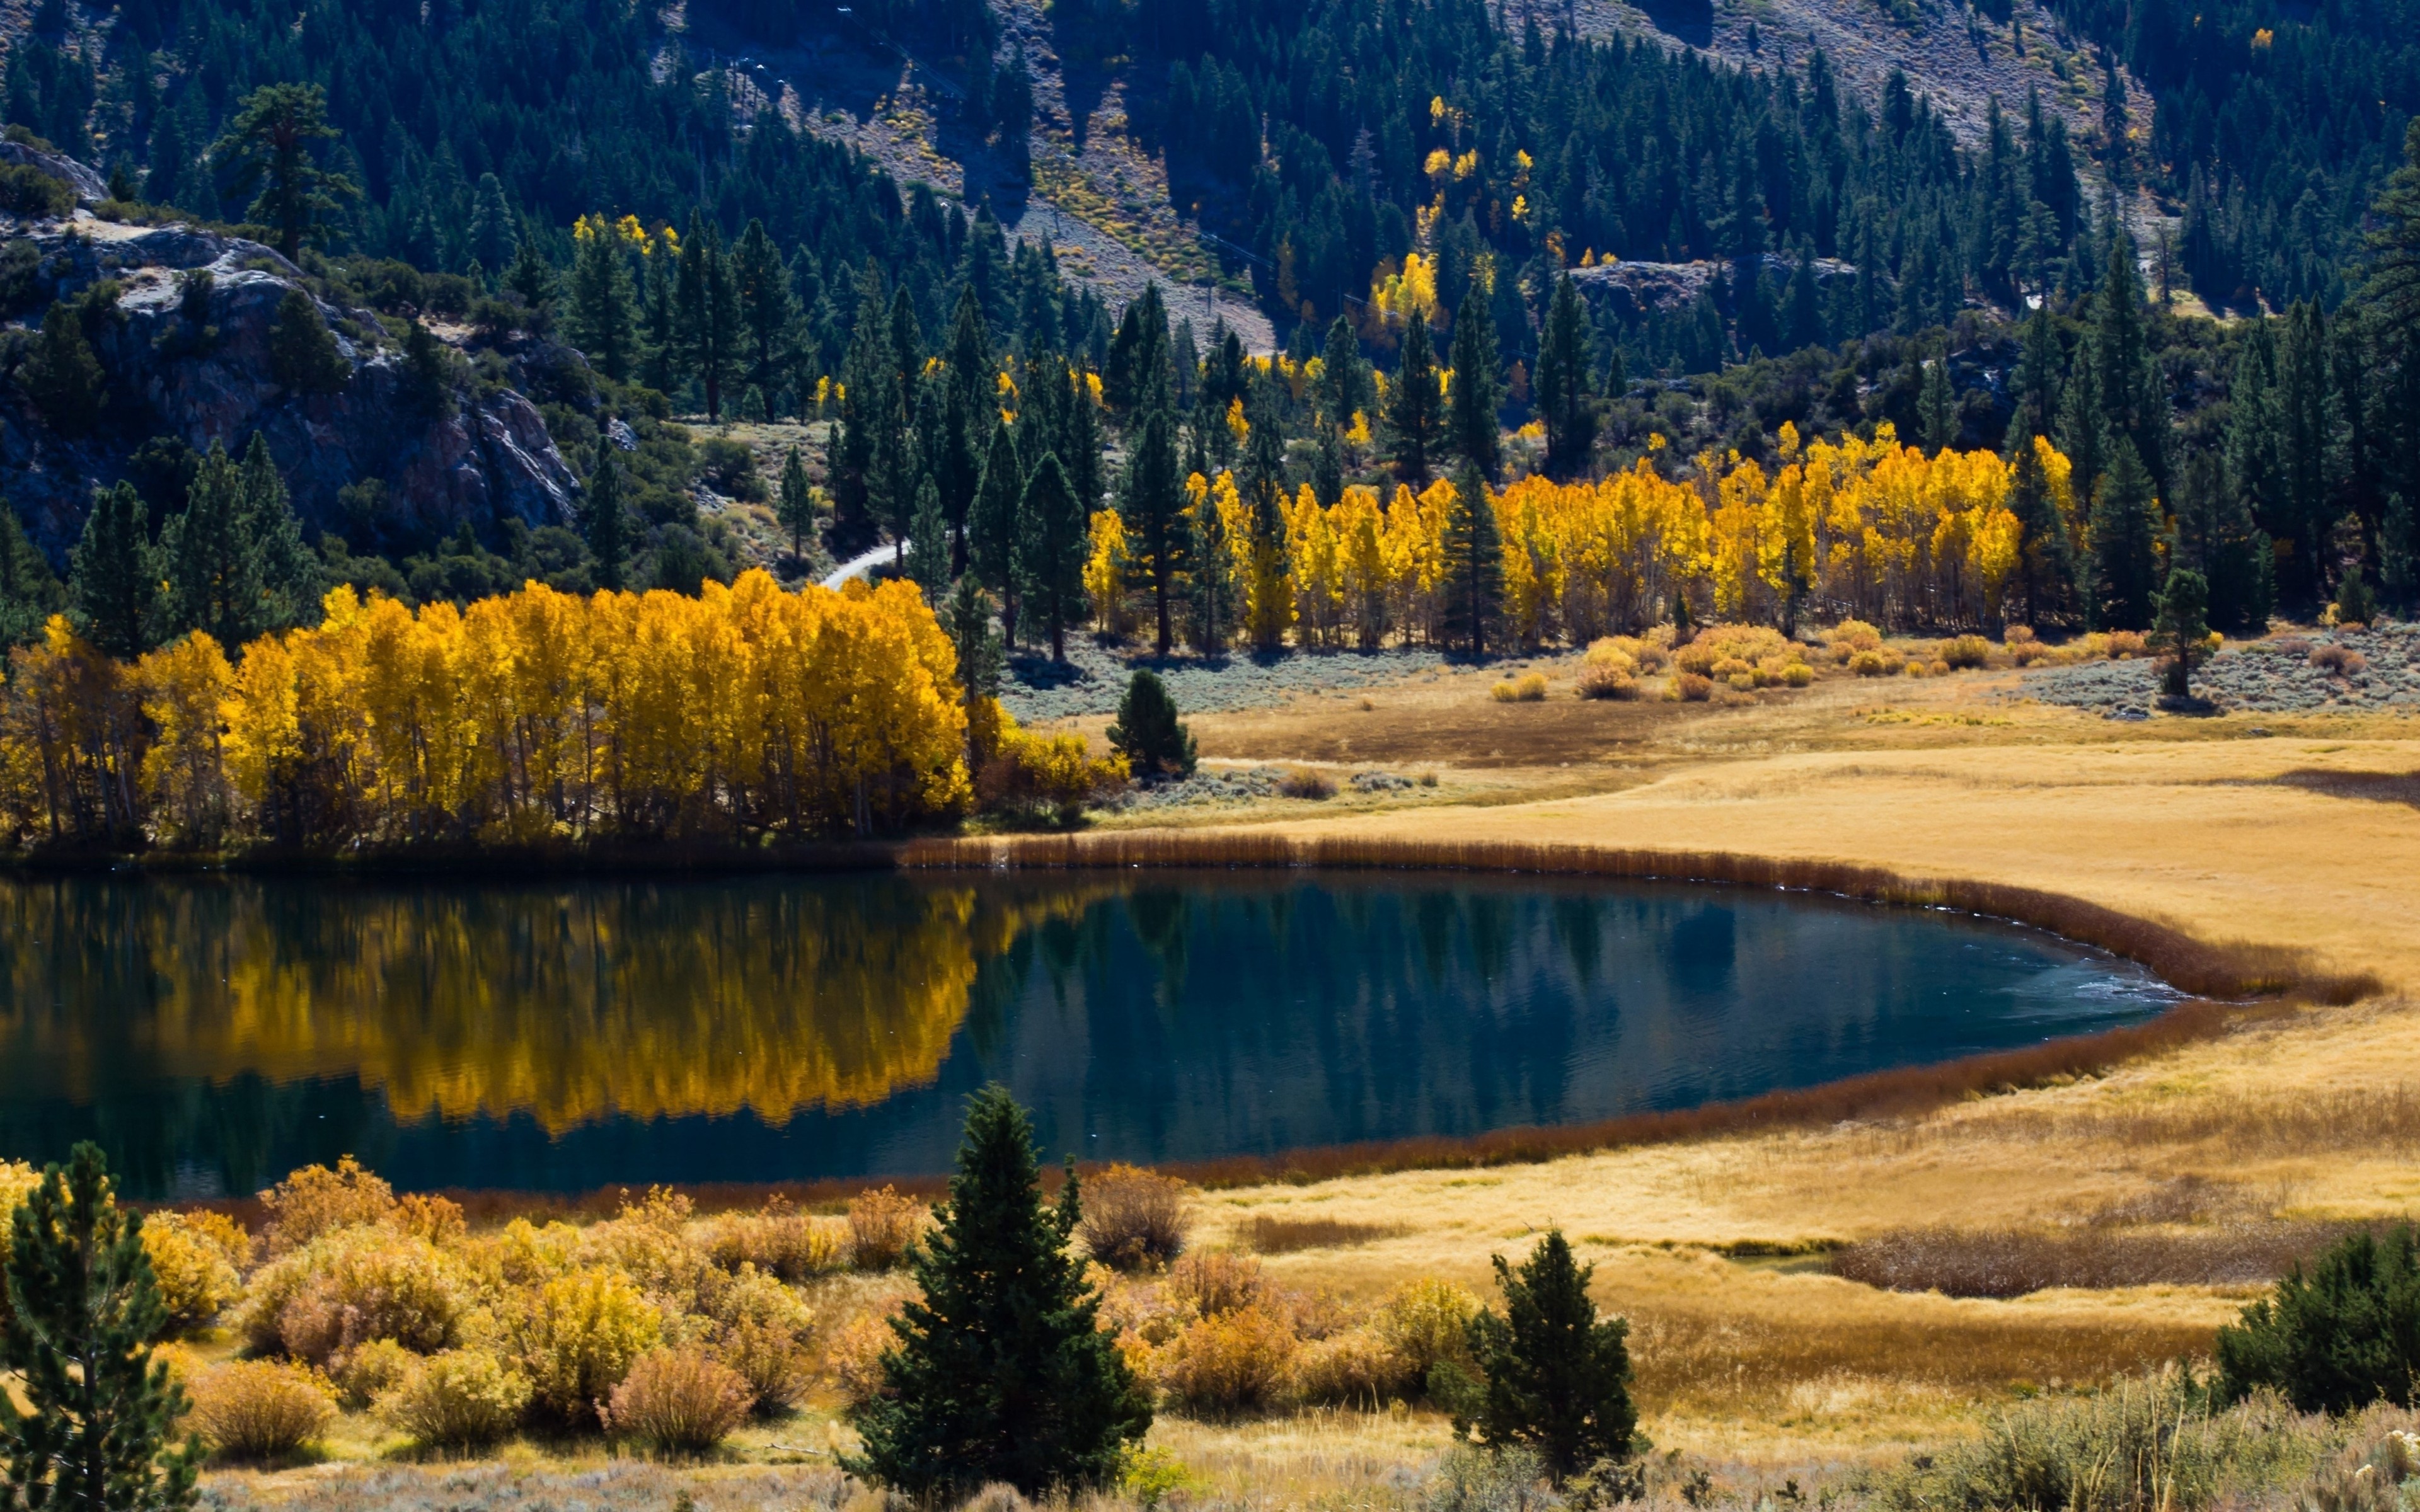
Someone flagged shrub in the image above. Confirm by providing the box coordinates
[141,1210,247,1335]
[2216,1223,2420,1413]
[1241,1215,1406,1254]
[1828,619,1884,652]
[602,1347,754,1453]
[240,1227,466,1364]
[259,1156,398,1256]
[1078,1165,1192,1271]
[1669,673,1714,701]
[1780,662,1814,687]
[2106,629,2148,659]
[700,1207,848,1281]
[2311,644,2369,677]
[1575,643,1639,699]
[377,1348,533,1450]
[1158,1305,1300,1414]
[718,1318,814,1413]
[1278,767,1338,799]
[1168,1249,1268,1318]
[1376,1278,1480,1382]
[1848,650,1890,677]
[1944,634,1993,669]
[1291,1327,1404,1407]
[0,164,74,217]
[187,1360,337,1460]
[333,1337,419,1409]
[846,1186,926,1271]
[511,1266,664,1426]
[823,1312,897,1406]
[394,1193,466,1246]
[1491,672,1548,702]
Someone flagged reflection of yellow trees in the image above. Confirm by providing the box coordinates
[0,881,1102,1131]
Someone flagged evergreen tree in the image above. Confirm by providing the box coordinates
[1187,486,1235,655]
[1918,347,1957,452]
[1015,453,1086,663]
[2170,447,2273,633]
[1121,406,1184,656]
[211,83,356,259]
[1535,273,1594,480]
[730,218,795,406]
[1240,393,1291,651]
[159,444,258,648]
[908,475,950,602]
[2150,566,2212,698]
[67,482,155,658]
[2216,1222,2420,1414]
[831,266,894,547]
[1461,1230,1636,1484]
[969,420,1022,646]
[1439,463,1504,656]
[1059,363,1104,530]
[676,216,744,421]
[2089,436,2162,630]
[2012,302,2062,436]
[1386,308,1444,486]
[267,286,350,395]
[1318,314,1371,430]
[639,238,679,394]
[238,433,318,633]
[843,1087,1151,1499]
[1107,670,1196,777]
[0,1142,202,1512]
[2005,412,2074,627]
[585,435,628,591]
[2277,301,2334,609]
[2225,321,2283,566]
[568,221,640,382]
[401,320,454,417]
[0,506,60,648]
[503,236,558,329]
[464,172,517,273]
[2056,331,2108,503]
[938,288,992,571]
[943,576,1003,766]
[1446,287,1504,481]
[23,301,106,436]
[2383,491,2418,613]
[775,445,815,564]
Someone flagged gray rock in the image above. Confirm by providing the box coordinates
[0,140,108,204]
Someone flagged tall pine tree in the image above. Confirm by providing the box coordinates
[586,435,628,591]
[67,483,156,658]
[1535,273,1594,480]
[1015,452,1086,663]
[1386,308,1445,486]
[1439,463,1504,656]
[1446,286,1504,480]
[2090,436,2163,630]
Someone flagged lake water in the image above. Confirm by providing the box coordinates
[0,873,2180,1198]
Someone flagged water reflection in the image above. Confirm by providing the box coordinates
[0,873,2177,1197]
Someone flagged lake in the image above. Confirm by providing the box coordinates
[0,872,2180,1198]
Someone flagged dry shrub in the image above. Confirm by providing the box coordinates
[464,1217,585,1292]
[333,1337,419,1409]
[260,1156,398,1257]
[1574,644,1641,700]
[1833,1221,2389,1297]
[1167,1249,1267,1317]
[1158,1305,1299,1414]
[377,1347,533,1450]
[1375,1278,1480,1378]
[823,1312,897,1406]
[239,1228,466,1364]
[580,1188,712,1307]
[1078,1164,1192,1271]
[602,1348,754,1453]
[1944,634,1993,669]
[718,1319,814,1413]
[510,1266,663,1426]
[1290,1327,1403,1407]
[1828,619,1884,653]
[962,1486,1034,1512]
[698,1206,846,1282]
[1277,767,1338,799]
[141,1210,248,1336]
[2106,629,2148,659]
[1670,672,1715,701]
[1491,672,1548,702]
[0,1162,38,1322]
[1240,1215,1405,1254]
[187,1360,337,1460]
[846,1187,926,1271]
[394,1193,466,1246]
[2312,643,2368,676]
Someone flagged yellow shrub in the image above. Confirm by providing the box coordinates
[395,1193,466,1246]
[1489,672,1548,702]
[1781,662,1814,687]
[604,1348,754,1453]
[238,1227,466,1363]
[1290,1327,1405,1407]
[580,1208,712,1311]
[259,1156,397,1257]
[376,1347,533,1449]
[510,1266,663,1425]
[333,1337,419,1409]
[1943,634,1993,669]
[1827,619,1884,653]
[1375,1278,1479,1378]
[1167,1249,1267,1319]
[822,1312,897,1406]
[1158,1305,1300,1414]
[187,1360,337,1460]
[698,1208,848,1282]
[2106,629,2148,659]
[1668,673,1714,701]
[718,1318,814,1412]
[141,1210,248,1336]
[462,1217,584,1293]
[847,1187,926,1271]
[1077,1165,1192,1273]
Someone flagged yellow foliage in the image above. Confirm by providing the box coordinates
[142,1210,249,1335]
[1368,253,1439,324]
[509,1266,664,1424]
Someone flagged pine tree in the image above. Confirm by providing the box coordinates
[67,482,156,658]
[2090,436,2162,631]
[938,288,992,572]
[211,83,357,259]
[1240,393,1290,651]
[1318,314,1370,430]
[0,1142,202,1512]
[776,445,815,564]
[640,238,679,394]
[2215,1222,2420,1415]
[568,221,640,382]
[2170,448,2273,633]
[1918,347,1957,452]
[586,435,628,591]
[401,320,454,418]
[1386,308,1444,486]
[1446,287,1504,481]
[843,1087,1151,1499]
[943,576,1005,766]
[464,172,516,273]
[159,443,258,647]
[2277,301,2334,609]
[1461,1230,1636,1484]
[504,236,558,329]
[832,266,894,547]
[2005,413,2074,627]
[2383,491,2418,613]
[2056,331,2107,504]
[676,216,744,421]
[0,507,60,649]
[267,287,350,395]
[238,433,319,633]
[1187,481,1235,655]
[1535,273,1594,480]
[1106,669,1196,777]
[908,475,950,602]
[1439,463,1504,656]
[1122,406,1184,656]
[969,420,1023,647]
[2151,566,2212,698]
[730,218,795,406]
[24,302,106,436]
[1015,453,1086,663]
[2012,301,2062,436]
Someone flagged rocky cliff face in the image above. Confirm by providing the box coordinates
[1,195,582,567]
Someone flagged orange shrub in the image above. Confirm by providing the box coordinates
[259,1156,396,1257]
[1158,1305,1300,1414]
[1077,1165,1193,1272]
[602,1348,754,1453]
[1167,1249,1268,1318]
[847,1186,926,1271]
[187,1361,337,1460]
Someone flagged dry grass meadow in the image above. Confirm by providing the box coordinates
[197,650,2420,1509]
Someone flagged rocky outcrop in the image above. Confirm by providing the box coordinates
[1569,253,1864,319]
[1,211,582,566]
[0,139,108,205]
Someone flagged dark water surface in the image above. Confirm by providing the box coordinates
[0,872,2179,1198]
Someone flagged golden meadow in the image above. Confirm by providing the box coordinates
[1,428,2066,851]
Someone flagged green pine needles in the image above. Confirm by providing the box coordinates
[844,1086,1151,1501]
[1460,1228,1638,1484]
[1107,670,1197,779]
[0,1142,201,1512]
[2217,1222,2420,1415]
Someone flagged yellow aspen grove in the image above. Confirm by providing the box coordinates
[1085,509,1132,637]
[0,571,969,852]
[1284,484,1347,648]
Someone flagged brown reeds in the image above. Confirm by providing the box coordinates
[1829,1220,2405,1298]
[1240,1216,1410,1254]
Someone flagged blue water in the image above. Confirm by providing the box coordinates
[0,873,2179,1198]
